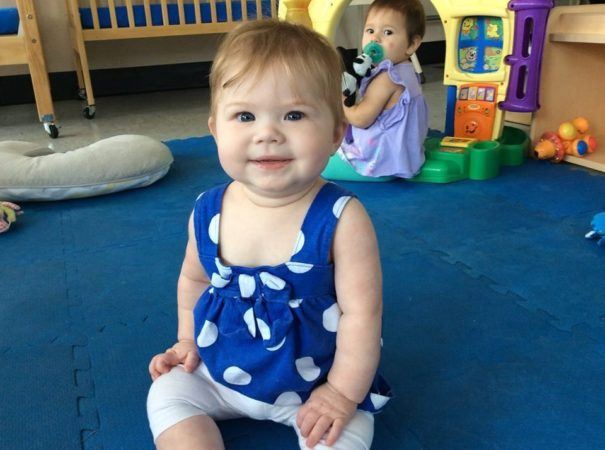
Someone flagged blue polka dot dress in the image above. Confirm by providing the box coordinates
[192,181,391,412]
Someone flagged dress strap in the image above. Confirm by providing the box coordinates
[290,182,356,265]
[193,182,230,259]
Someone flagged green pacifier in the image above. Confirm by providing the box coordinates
[363,41,384,64]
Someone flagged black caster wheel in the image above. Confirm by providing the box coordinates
[83,105,96,119]
[44,123,59,139]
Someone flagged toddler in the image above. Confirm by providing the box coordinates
[147,19,390,450]
[338,0,429,178]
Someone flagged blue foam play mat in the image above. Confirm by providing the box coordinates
[1,136,605,449]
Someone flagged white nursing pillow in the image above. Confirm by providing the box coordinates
[0,135,174,201]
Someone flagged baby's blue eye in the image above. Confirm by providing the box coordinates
[285,111,304,121]
[384,29,393,36]
[365,28,374,34]
[237,112,255,122]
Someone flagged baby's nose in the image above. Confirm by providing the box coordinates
[253,122,285,144]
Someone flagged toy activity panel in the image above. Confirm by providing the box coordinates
[458,16,504,74]
[454,83,499,141]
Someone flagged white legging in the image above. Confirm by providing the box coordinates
[147,364,374,449]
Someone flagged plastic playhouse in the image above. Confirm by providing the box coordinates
[412,0,553,183]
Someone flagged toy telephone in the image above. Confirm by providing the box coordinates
[454,83,498,141]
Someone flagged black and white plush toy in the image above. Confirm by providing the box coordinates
[337,46,374,108]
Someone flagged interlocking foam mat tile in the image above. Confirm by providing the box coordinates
[472,160,605,219]
[2,136,605,449]
[1,258,72,346]
[0,338,95,450]
[379,252,605,449]
[434,216,605,334]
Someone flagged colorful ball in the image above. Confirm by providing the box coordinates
[558,122,576,140]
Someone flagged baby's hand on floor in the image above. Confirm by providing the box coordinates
[296,382,357,448]
[148,340,200,381]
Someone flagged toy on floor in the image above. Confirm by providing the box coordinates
[585,212,605,248]
[533,117,598,162]
[0,201,22,233]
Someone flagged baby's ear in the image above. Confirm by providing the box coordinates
[407,35,422,56]
[332,119,347,151]
[208,116,217,138]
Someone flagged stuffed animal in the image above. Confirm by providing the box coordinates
[585,212,605,248]
[533,116,598,163]
[0,201,22,233]
[337,46,374,108]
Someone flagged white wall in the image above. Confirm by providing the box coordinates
[0,0,444,77]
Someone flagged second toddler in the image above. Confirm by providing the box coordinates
[338,0,429,179]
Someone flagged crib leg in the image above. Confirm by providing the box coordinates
[410,53,426,84]
[65,0,96,118]
[71,41,95,118]
[17,0,59,136]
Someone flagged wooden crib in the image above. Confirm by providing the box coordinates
[1,0,58,137]
[65,0,279,118]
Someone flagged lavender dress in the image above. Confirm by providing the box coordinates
[340,60,429,178]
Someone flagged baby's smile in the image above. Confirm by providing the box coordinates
[250,157,293,170]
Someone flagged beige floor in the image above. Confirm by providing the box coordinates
[0,64,447,151]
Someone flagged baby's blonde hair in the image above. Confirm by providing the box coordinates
[209,19,344,125]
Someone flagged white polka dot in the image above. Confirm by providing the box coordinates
[256,318,271,341]
[211,273,230,288]
[288,299,303,308]
[239,274,256,298]
[292,230,305,256]
[295,357,321,382]
[223,366,252,385]
[259,272,286,290]
[215,257,232,279]
[322,303,341,332]
[286,262,313,274]
[332,196,352,219]
[243,308,256,337]
[380,338,384,347]
[267,337,286,352]
[208,213,220,244]
[370,393,389,409]
[274,391,302,406]
[197,320,218,347]
[209,287,215,295]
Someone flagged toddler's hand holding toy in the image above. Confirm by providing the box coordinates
[338,42,384,108]
[296,381,357,448]
[148,339,200,381]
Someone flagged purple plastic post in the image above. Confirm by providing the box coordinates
[499,0,554,113]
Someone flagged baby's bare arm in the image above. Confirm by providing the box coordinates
[344,72,402,129]
[177,214,211,343]
[149,214,210,380]
[297,199,382,447]
[329,199,382,401]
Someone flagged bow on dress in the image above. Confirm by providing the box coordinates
[210,268,295,350]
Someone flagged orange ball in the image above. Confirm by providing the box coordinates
[572,116,590,134]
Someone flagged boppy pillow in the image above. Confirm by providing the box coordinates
[0,135,173,201]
